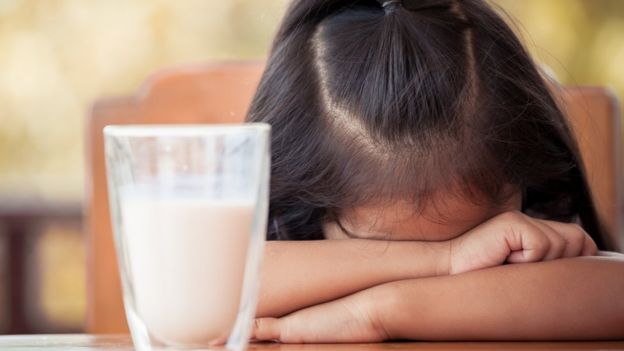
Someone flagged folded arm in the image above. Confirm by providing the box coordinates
[252,255,624,342]
[256,238,449,317]
[377,255,624,340]
[256,211,602,319]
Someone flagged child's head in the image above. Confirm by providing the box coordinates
[247,0,611,249]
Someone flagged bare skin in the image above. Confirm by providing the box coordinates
[256,237,449,318]
[251,191,624,342]
[256,191,521,318]
[252,256,624,343]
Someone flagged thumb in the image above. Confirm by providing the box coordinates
[504,222,550,264]
[252,318,282,342]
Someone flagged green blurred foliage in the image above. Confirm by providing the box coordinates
[0,0,622,201]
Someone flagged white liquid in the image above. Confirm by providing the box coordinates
[121,195,253,345]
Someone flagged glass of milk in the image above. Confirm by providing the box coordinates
[104,124,270,351]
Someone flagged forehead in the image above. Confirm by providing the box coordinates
[337,191,521,241]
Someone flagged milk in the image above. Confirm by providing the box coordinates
[120,194,253,345]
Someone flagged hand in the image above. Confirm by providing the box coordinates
[251,289,386,343]
[449,211,598,274]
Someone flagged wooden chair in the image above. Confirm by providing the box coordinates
[84,61,623,333]
[558,87,623,248]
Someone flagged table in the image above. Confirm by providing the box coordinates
[0,334,623,350]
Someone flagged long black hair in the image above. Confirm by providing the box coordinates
[246,0,613,250]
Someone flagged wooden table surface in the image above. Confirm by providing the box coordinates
[0,334,623,350]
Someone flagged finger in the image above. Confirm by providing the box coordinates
[208,335,228,346]
[505,220,550,263]
[546,222,584,257]
[507,250,529,263]
[531,220,566,260]
[541,221,596,257]
[252,318,281,342]
[581,233,598,256]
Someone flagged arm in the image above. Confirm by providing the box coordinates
[256,238,448,317]
[377,255,624,340]
[252,255,624,342]
[257,211,597,318]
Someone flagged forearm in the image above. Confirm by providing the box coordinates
[257,239,448,318]
[377,256,624,340]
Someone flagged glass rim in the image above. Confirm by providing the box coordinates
[103,123,270,137]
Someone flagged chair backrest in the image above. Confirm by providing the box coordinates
[558,87,623,250]
[84,61,623,333]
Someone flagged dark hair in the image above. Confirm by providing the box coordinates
[246,0,614,250]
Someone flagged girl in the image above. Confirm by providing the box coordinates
[246,0,624,342]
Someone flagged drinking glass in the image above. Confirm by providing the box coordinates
[104,124,270,351]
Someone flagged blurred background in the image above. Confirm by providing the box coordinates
[0,0,623,334]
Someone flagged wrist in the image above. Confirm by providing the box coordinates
[429,240,451,276]
[396,240,451,278]
[364,283,398,341]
